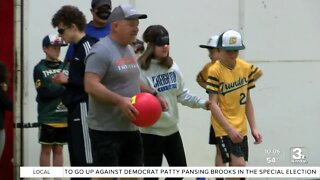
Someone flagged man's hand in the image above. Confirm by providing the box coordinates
[227,128,243,143]
[52,72,68,84]
[118,97,139,120]
[252,128,262,144]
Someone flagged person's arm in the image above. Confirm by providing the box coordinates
[66,60,86,88]
[176,66,208,109]
[209,93,243,143]
[33,66,65,99]
[249,64,263,81]
[177,89,208,110]
[0,90,12,111]
[245,91,262,144]
[53,59,87,92]
[196,71,207,89]
[84,72,138,120]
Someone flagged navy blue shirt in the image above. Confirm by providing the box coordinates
[63,35,98,109]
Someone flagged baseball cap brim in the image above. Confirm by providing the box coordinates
[126,14,147,20]
[199,45,216,49]
[108,4,147,23]
[219,45,245,51]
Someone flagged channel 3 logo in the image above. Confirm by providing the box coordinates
[290,147,308,164]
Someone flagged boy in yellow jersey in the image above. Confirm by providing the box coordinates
[206,30,262,177]
[197,35,220,88]
[197,35,225,173]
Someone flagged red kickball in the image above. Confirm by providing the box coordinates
[131,92,162,127]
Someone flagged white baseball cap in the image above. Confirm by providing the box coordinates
[107,3,147,23]
[217,30,245,50]
[199,35,219,49]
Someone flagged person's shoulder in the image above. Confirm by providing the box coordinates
[171,61,180,71]
[237,58,250,66]
[209,60,221,69]
[75,35,98,54]
[83,34,99,45]
[90,36,112,52]
[237,58,254,70]
[203,61,215,69]
[86,37,113,62]
[171,61,185,78]
[85,22,110,33]
[207,61,222,75]
[34,59,45,69]
[85,21,94,29]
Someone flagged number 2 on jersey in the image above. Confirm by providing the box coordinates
[240,93,246,105]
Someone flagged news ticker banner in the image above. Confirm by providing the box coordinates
[20,167,320,178]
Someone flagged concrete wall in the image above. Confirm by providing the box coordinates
[22,0,320,174]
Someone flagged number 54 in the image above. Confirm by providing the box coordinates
[266,157,276,163]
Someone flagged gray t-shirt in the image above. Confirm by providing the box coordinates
[85,36,140,131]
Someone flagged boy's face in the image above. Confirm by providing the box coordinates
[208,48,220,61]
[57,23,73,43]
[43,46,61,61]
[220,50,239,61]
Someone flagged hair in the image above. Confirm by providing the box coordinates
[139,25,173,70]
[0,61,8,84]
[134,39,145,53]
[51,5,86,31]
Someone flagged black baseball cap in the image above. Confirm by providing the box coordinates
[42,34,67,47]
[91,0,111,8]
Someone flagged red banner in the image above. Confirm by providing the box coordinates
[0,0,14,179]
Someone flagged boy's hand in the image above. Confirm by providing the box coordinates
[228,128,243,143]
[205,101,211,110]
[52,72,68,84]
[0,83,8,92]
[252,129,262,144]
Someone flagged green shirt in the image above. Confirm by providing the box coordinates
[33,59,68,124]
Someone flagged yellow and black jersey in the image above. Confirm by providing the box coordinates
[198,61,215,82]
[206,58,261,137]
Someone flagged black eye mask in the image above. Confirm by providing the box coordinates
[96,5,111,20]
[154,36,170,46]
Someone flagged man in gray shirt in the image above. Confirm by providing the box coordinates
[85,4,167,170]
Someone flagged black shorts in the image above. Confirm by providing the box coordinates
[216,136,248,163]
[209,125,217,145]
[89,129,143,166]
[38,124,68,145]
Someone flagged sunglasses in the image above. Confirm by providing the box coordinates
[154,36,170,46]
[57,26,70,35]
